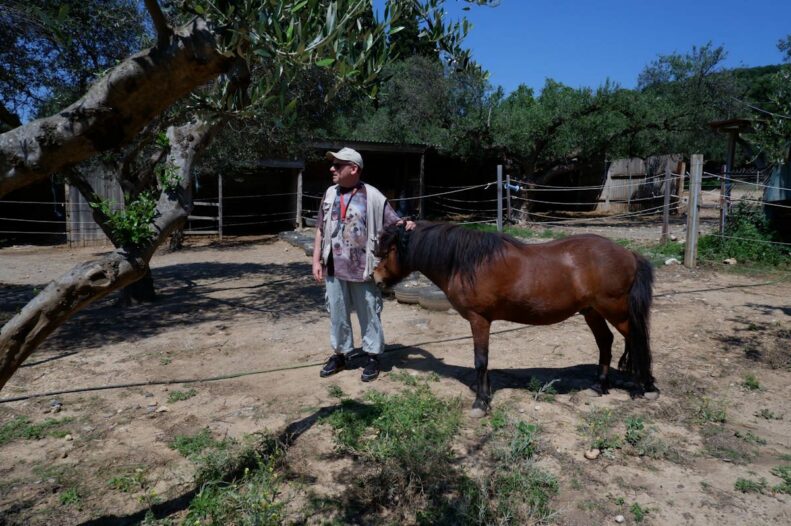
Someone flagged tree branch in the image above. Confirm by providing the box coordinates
[0,17,233,198]
[144,0,172,48]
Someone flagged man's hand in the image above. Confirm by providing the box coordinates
[312,229,324,282]
[312,260,323,282]
[397,219,417,231]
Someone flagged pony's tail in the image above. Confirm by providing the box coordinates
[618,254,655,390]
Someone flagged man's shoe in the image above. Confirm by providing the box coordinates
[361,355,380,382]
[320,354,346,378]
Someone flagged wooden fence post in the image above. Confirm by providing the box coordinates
[684,154,703,268]
[496,165,503,232]
[661,164,672,242]
[295,169,303,229]
[218,172,223,242]
[505,172,512,224]
[418,152,425,220]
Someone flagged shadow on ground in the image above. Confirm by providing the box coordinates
[383,345,636,397]
[21,260,321,356]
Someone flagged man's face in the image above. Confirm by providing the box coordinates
[330,161,360,188]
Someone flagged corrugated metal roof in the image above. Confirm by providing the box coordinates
[307,138,436,154]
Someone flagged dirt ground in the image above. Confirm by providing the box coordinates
[0,229,789,525]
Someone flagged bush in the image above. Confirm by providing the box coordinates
[698,201,788,265]
[90,191,158,247]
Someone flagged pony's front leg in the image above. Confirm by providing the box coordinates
[469,314,492,418]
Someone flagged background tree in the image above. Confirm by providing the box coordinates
[749,35,791,163]
[636,42,742,159]
[0,0,148,129]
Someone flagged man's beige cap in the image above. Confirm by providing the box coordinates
[325,147,363,169]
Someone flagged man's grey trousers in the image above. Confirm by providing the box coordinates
[325,276,384,355]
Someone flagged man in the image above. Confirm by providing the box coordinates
[312,147,411,382]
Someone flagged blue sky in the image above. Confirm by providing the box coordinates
[378,0,791,94]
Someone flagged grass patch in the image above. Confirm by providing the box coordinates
[324,383,461,468]
[167,388,197,403]
[579,407,621,451]
[109,467,148,493]
[755,408,782,420]
[623,239,685,266]
[322,385,558,524]
[701,424,755,464]
[771,465,791,494]
[323,384,465,521]
[462,417,558,525]
[693,397,727,424]
[488,407,508,431]
[387,370,421,386]
[742,374,761,391]
[326,384,345,399]
[59,487,81,506]
[169,429,229,458]
[527,377,558,402]
[630,502,648,523]
[185,455,282,525]
[697,201,789,267]
[0,416,73,445]
[472,464,559,524]
[500,421,539,463]
[735,477,768,493]
[735,431,767,446]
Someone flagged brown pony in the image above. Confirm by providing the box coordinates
[373,222,658,417]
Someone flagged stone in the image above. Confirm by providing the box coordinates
[64,434,73,441]
[664,257,680,266]
[615,515,625,523]
[723,258,737,265]
[584,448,601,460]
[469,407,487,419]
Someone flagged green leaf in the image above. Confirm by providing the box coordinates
[316,58,335,67]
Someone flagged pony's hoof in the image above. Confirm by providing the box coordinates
[469,407,487,418]
[644,390,660,401]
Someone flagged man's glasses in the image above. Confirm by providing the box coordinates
[331,162,350,169]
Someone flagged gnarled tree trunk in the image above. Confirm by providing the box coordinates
[0,119,221,391]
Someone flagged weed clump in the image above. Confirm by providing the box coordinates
[323,383,462,519]
[579,407,621,452]
[0,416,73,445]
[698,201,789,266]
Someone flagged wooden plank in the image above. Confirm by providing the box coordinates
[187,215,218,221]
[661,165,672,242]
[684,154,703,268]
[184,230,219,235]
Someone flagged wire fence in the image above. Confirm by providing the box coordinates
[3,166,791,255]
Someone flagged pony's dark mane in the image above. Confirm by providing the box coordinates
[378,222,522,286]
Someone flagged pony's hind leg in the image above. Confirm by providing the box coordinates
[583,309,614,395]
[468,314,492,417]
